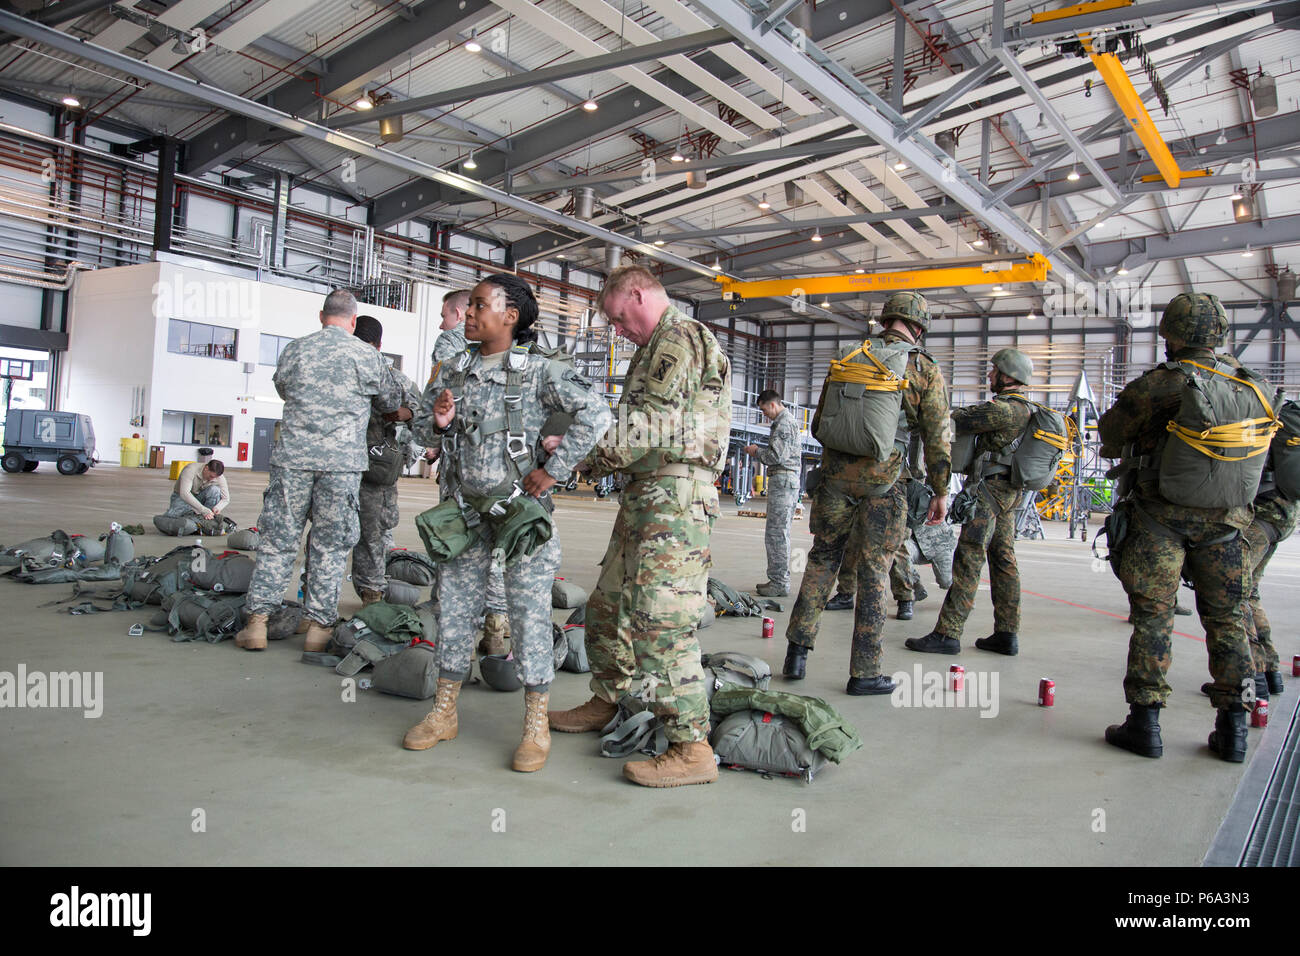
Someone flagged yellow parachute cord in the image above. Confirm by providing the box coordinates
[1165,360,1280,461]
[828,342,908,392]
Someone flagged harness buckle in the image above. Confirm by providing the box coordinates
[489,482,525,517]
[506,432,529,459]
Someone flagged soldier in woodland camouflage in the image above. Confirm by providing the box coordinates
[1100,292,1259,762]
[403,274,609,773]
[745,389,802,597]
[1241,491,1296,696]
[350,315,422,605]
[784,291,951,695]
[236,290,401,653]
[908,348,1034,658]
[548,265,731,789]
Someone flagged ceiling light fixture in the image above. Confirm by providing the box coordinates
[810,228,822,242]
[972,237,985,247]
[855,268,865,274]
[653,239,665,246]
[1215,128,1227,146]
[1067,166,1080,182]
[820,298,831,308]
[60,90,81,109]
[353,91,374,110]
[1234,195,1255,222]
[464,31,482,53]
[711,257,722,271]
[1242,244,1254,258]
[556,253,566,260]
[670,140,685,163]
[582,90,598,112]
[893,156,908,171]
[1230,189,1244,201]
[1117,266,1129,276]
[1027,310,1037,320]
[758,193,771,210]
[463,151,477,170]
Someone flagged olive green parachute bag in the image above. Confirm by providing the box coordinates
[709,686,863,765]
[812,337,914,460]
[1159,359,1280,509]
[1261,399,1300,501]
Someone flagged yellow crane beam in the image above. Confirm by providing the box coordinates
[715,254,1051,300]
[1088,50,1182,187]
[1029,0,1131,24]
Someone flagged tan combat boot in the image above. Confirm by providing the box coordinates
[295,616,312,635]
[548,694,618,733]
[359,588,384,607]
[478,610,510,657]
[235,613,269,651]
[303,621,334,653]
[512,691,551,772]
[402,679,461,750]
[623,741,719,788]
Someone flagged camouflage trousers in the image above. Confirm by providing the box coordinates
[935,478,1023,639]
[439,482,506,612]
[787,478,907,679]
[351,481,399,595]
[1242,517,1286,673]
[1117,499,1253,709]
[246,466,361,625]
[436,530,560,688]
[837,534,914,601]
[585,476,719,743]
[764,471,800,588]
[164,485,222,518]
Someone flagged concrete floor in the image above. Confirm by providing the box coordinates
[1,464,1295,866]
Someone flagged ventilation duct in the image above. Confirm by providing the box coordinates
[378,115,404,143]
[574,186,596,220]
[604,244,622,272]
[1251,73,1278,117]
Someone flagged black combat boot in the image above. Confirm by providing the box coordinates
[904,631,960,655]
[846,674,897,696]
[1266,670,1284,695]
[1208,706,1248,763]
[783,643,808,680]
[913,577,929,603]
[825,592,854,611]
[1105,703,1164,758]
[896,600,914,621]
[975,631,1019,656]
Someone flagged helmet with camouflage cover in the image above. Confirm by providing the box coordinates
[880,291,931,333]
[992,347,1034,385]
[1158,292,1228,347]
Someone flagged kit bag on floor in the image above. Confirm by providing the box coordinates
[0,530,77,568]
[598,693,668,758]
[101,528,134,566]
[185,552,256,594]
[560,624,589,673]
[551,578,588,609]
[709,686,862,765]
[161,590,248,643]
[707,578,764,617]
[710,710,828,783]
[72,534,105,563]
[372,639,440,699]
[267,601,304,641]
[226,528,261,551]
[385,579,421,606]
[701,651,772,709]
[385,549,438,587]
[120,546,210,606]
[152,514,198,537]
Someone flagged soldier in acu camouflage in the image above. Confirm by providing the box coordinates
[403,274,610,773]
[548,265,731,789]
[350,315,422,605]
[1100,292,1258,762]
[745,389,802,597]
[784,291,951,696]
[236,289,402,653]
[908,347,1034,657]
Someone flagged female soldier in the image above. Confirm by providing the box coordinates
[405,274,610,772]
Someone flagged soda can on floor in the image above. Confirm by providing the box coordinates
[1038,678,1056,707]
[762,617,774,640]
[1293,654,1300,677]
[1252,698,1269,728]
[949,664,964,693]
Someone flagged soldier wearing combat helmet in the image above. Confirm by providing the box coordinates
[1100,292,1264,763]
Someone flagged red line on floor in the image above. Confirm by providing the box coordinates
[990,580,1207,644]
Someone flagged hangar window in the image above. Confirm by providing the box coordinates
[161,410,233,447]
[167,320,238,361]
[259,333,295,366]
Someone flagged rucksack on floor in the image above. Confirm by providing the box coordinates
[185,552,256,594]
[812,337,913,460]
[702,651,771,709]
[707,578,764,617]
[226,528,261,551]
[153,514,198,537]
[560,624,589,673]
[372,640,439,699]
[160,589,247,643]
[120,546,210,606]
[709,686,863,766]
[386,549,438,587]
[1159,359,1280,509]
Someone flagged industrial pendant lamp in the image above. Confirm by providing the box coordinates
[758,193,771,210]
[463,151,477,170]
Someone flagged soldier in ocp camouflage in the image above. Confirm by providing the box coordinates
[746,390,802,596]
[351,319,422,602]
[785,295,951,694]
[548,267,730,788]
[1100,291,1258,761]
[239,291,402,651]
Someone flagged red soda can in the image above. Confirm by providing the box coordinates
[1293,654,1300,677]
[948,664,965,692]
[1252,698,1269,728]
[761,617,774,639]
[1038,678,1056,706]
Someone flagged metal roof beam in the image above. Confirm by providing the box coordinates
[1091,214,1300,271]
[1007,0,1262,44]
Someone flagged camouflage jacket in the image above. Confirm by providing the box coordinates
[365,363,422,450]
[1099,345,1254,526]
[953,387,1033,460]
[585,305,732,478]
[413,344,611,499]
[816,333,951,494]
[1254,492,1298,541]
[431,324,467,374]
[272,324,401,472]
[759,408,802,473]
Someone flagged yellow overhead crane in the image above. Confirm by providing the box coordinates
[715,254,1051,301]
[1029,0,1192,188]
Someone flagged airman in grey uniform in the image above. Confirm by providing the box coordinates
[235,290,401,653]
[745,390,802,597]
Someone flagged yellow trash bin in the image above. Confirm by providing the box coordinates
[169,460,193,480]
[119,438,143,469]
[754,474,765,496]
